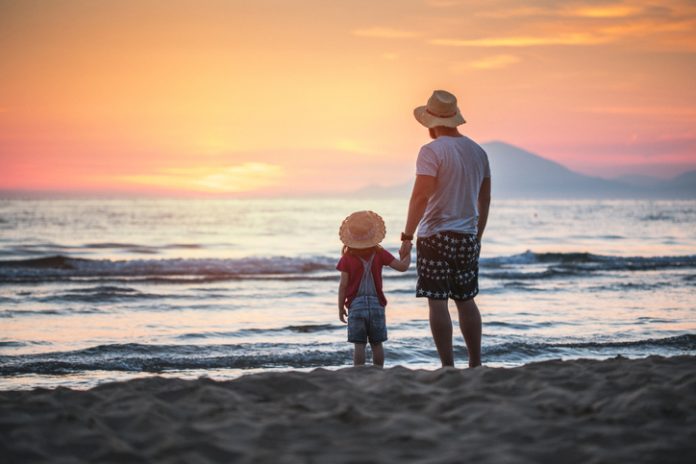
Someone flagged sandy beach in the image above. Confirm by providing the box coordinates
[0,355,694,463]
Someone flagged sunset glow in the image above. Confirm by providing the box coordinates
[121,163,285,193]
[1,0,695,195]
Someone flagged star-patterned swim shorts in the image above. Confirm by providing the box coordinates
[416,231,480,301]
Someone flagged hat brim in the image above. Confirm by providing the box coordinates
[339,212,386,249]
[340,237,383,249]
[413,106,466,128]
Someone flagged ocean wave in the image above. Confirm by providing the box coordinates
[587,281,672,292]
[1,335,693,376]
[484,334,696,359]
[1,242,208,258]
[0,308,110,318]
[642,213,674,222]
[483,268,582,280]
[176,324,340,340]
[484,250,696,269]
[485,321,562,330]
[0,255,337,282]
[480,251,696,280]
[0,343,351,375]
[0,340,49,348]
[0,309,64,318]
[0,252,694,284]
[36,286,174,303]
[0,341,27,348]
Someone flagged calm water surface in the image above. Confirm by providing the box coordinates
[0,198,694,389]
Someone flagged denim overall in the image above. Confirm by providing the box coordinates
[347,253,387,343]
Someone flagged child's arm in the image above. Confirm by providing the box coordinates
[338,271,349,323]
[388,243,412,272]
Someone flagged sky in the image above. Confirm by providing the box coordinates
[1,0,696,195]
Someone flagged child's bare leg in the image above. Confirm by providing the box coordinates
[353,343,366,365]
[370,342,384,367]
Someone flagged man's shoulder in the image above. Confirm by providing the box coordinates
[425,135,485,152]
[463,135,485,149]
[420,138,448,158]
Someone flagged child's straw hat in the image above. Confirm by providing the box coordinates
[339,211,386,249]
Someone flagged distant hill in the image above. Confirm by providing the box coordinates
[612,171,696,197]
[611,174,663,188]
[481,141,638,198]
[654,171,696,197]
[357,141,695,199]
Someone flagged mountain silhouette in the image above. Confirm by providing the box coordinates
[357,141,694,198]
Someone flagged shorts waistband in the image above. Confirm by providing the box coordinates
[419,231,477,240]
[350,295,382,307]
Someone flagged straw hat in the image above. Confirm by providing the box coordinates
[413,90,466,128]
[339,210,386,249]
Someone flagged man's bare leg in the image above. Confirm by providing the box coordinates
[429,299,454,367]
[353,343,366,366]
[370,342,384,367]
[455,298,482,367]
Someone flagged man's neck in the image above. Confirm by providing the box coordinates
[431,127,462,139]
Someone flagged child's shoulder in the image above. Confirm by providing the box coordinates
[378,247,395,263]
[337,252,358,269]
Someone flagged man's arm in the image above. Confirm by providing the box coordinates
[400,175,436,256]
[404,175,436,236]
[477,177,491,241]
[338,271,349,323]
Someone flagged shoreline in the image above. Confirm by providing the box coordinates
[1,355,694,463]
[3,332,694,392]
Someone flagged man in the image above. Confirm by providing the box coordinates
[400,89,491,368]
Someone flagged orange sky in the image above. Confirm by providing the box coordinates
[1,0,695,195]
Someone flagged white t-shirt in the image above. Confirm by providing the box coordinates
[416,135,491,237]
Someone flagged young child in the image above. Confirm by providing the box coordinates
[336,210,411,366]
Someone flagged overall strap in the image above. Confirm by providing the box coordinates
[356,252,378,298]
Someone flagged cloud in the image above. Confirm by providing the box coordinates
[582,106,696,120]
[599,18,696,37]
[467,54,521,69]
[471,2,655,19]
[429,33,610,47]
[427,16,696,50]
[474,6,553,19]
[570,5,643,18]
[121,163,284,193]
[351,27,419,39]
[425,0,463,7]
[428,1,696,51]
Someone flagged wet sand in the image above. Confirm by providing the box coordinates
[1,355,694,463]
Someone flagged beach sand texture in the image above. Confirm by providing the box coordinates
[1,356,694,463]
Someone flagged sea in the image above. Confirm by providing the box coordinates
[0,197,694,390]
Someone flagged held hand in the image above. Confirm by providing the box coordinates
[339,306,347,323]
[399,240,413,259]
